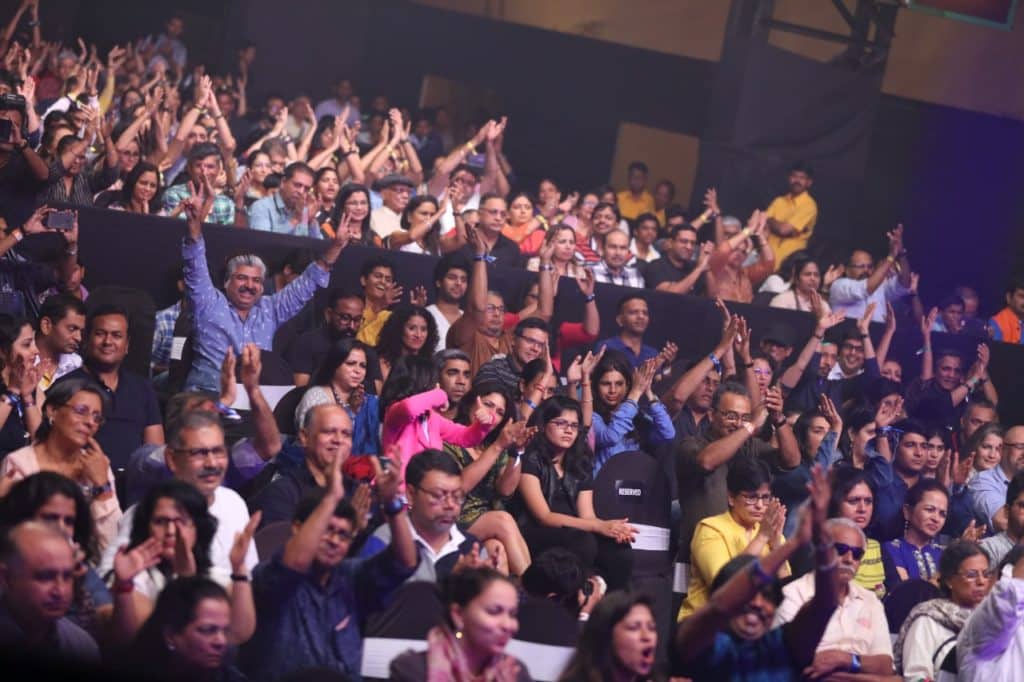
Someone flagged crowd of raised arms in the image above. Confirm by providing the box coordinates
[4,4,1024,682]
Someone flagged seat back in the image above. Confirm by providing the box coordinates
[360,581,443,681]
[253,520,292,559]
[86,285,157,377]
[884,579,941,634]
[593,450,672,578]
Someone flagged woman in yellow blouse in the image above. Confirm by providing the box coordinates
[829,468,886,599]
[677,457,789,620]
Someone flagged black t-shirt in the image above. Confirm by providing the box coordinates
[521,451,593,518]
[644,257,705,295]
[457,234,523,269]
[284,326,382,391]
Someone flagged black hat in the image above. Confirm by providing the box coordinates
[375,174,415,190]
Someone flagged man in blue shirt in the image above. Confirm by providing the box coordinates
[241,446,417,681]
[594,293,659,368]
[180,183,351,391]
[248,161,321,238]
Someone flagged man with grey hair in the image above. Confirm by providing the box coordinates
[0,521,100,661]
[98,408,259,580]
[773,517,893,678]
[181,180,352,391]
[249,404,354,527]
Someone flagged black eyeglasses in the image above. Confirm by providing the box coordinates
[833,542,865,561]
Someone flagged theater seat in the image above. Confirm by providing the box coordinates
[253,520,292,559]
[884,579,941,635]
[360,581,443,681]
[273,386,308,436]
[510,594,578,681]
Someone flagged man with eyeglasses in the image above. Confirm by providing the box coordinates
[249,404,353,528]
[971,426,1024,534]
[906,345,999,433]
[354,255,399,347]
[450,223,553,375]
[59,304,163,470]
[829,226,913,323]
[960,400,998,445]
[774,518,894,679]
[644,224,711,296]
[369,174,414,242]
[287,288,382,390]
[98,410,259,588]
[242,439,416,681]
[475,317,550,400]
[676,381,799,592]
[455,193,523,268]
[359,448,491,583]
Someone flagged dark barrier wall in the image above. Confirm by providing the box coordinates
[69,206,1024,425]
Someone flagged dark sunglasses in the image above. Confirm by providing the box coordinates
[834,542,865,561]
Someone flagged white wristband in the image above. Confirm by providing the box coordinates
[742,422,755,436]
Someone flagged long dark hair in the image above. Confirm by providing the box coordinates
[0,314,30,383]
[590,350,635,422]
[441,566,518,631]
[0,471,97,563]
[794,409,827,462]
[310,337,370,388]
[526,396,593,481]
[558,591,661,682]
[399,194,442,255]
[120,160,163,213]
[37,377,111,443]
[454,381,513,448]
[827,467,876,519]
[331,184,374,246]
[379,355,437,419]
[129,576,230,671]
[129,480,217,578]
[376,304,438,366]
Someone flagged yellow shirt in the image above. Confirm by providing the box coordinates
[677,511,789,621]
[853,538,886,600]
[616,190,655,221]
[356,305,391,346]
[765,191,817,271]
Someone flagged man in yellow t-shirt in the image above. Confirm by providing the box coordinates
[765,163,817,272]
[616,161,655,221]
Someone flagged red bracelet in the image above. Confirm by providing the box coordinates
[114,579,135,594]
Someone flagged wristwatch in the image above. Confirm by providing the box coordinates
[382,495,408,517]
[90,481,113,498]
[849,653,862,673]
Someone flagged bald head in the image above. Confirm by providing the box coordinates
[1002,425,1024,476]
[300,404,353,475]
[0,521,76,626]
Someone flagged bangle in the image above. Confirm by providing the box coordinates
[91,482,113,498]
[464,142,476,154]
[113,579,135,594]
[741,361,754,368]
[773,417,789,428]
[11,229,23,242]
[538,264,554,272]
[707,353,723,375]
[584,293,596,303]
[230,573,250,582]
[741,227,752,238]
[524,398,538,410]
[344,149,359,156]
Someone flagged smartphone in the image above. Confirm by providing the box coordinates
[45,211,75,231]
[0,119,11,142]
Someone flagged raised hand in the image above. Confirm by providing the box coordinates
[874,397,903,429]
[240,343,262,393]
[113,537,162,583]
[578,267,596,298]
[230,511,261,573]
[696,240,715,271]
[410,284,428,308]
[453,542,489,573]
[884,302,898,336]
[473,395,496,427]
[580,346,606,377]
[818,393,842,433]
[857,302,876,334]
[960,518,985,543]
[172,518,198,577]
[351,483,372,531]
[630,359,658,401]
[218,347,237,407]
[703,187,720,214]
[823,263,844,288]
[758,498,786,542]
[349,383,365,413]
[732,315,751,361]
[384,281,404,307]
[922,306,938,338]
[886,224,904,257]
[558,191,579,215]
[655,341,678,371]
[80,438,111,488]
[764,385,784,417]
[909,272,920,296]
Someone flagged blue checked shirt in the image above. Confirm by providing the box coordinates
[150,300,182,371]
[248,193,322,238]
[163,183,236,225]
[182,236,329,391]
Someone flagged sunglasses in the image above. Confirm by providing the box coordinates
[834,542,865,561]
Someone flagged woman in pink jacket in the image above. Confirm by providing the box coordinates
[380,356,496,482]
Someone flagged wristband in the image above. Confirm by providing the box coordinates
[473,253,496,263]
[114,579,135,594]
[773,416,788,427]
[230,573,250,582]
[849,653,862,674]
[524,398,538,410]
[91,481,113,498]
[538,264,554,272]
[813,333,824,340]
[584,293,596,303]
[749,558,774,587]
[382,495,407,517]
[707,353,722,375]
[742,422,755,436]
[11,229,23,242]
[741,361,754,369]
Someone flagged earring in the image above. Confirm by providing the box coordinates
[455,630,463,640]
[167,643,176,651]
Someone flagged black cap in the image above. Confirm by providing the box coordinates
[375,174,415,190]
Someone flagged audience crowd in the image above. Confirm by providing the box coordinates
[3,5,1024,681]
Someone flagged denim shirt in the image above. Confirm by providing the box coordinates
[248,193,322,238]
[242,548,417,682]
[182,236,328,391]
[591,399,675,475]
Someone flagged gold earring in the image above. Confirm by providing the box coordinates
[455,630,463,639]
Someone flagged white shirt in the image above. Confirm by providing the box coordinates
[426,303,461,353]
[370,205,402,241]
[97,485,258,578]
[901,614,957,682]
[774,572,893,658]
[958,575,1024,682]
[439,190,480,235]
[829,274,911,322]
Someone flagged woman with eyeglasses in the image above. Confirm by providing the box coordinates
[882,479,949,591]
[588,350,674,476]
[678,456,790,620]
[0,377,121,552]
[110,479,258,646]
[322,184,375,245]
[894,540,993,681]
[518,396,636,591]
[828,468,886,598]
[444,382,533,576]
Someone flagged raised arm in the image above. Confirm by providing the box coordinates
[662,308,735,414]
[427,121,489,197]
[282,445,345,572]
[239,344,282,462]
[481,118,508,197]
[920,307,937,381]
[865,226,902,295]
[780,293,844,390]
[449,225,491,348]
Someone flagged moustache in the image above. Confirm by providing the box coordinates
[238,287,260,296]
[198,467,224,478]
